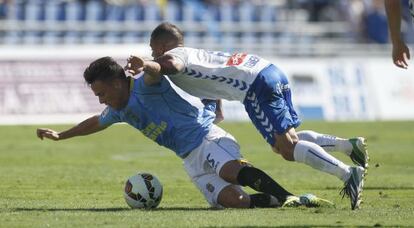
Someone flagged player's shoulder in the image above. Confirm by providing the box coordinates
[129,75,141,90]
[134,75,171,93]
[166,46,201,55]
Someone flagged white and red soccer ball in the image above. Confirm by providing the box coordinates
[124,173,163,209]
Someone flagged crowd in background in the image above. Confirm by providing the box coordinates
[0,0,413,46]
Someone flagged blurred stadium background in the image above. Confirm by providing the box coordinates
[0,0,413,124]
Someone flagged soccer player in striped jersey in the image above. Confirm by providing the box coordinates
[125,22,368,210]
[36,57,332,209]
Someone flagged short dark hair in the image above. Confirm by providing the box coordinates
[151,22,184,45]
[83,57,126,84]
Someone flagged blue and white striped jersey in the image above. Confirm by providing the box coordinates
[165,47,270,102]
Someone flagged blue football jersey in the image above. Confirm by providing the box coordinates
[99,76,216,158]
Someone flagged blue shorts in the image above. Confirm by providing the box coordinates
[243,64,301,146]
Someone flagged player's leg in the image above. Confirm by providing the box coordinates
[219,160,295,204]
[216,185,280,208]
[182,173,251,208]
[214,183,250,208]
[200,125,300,207]
[244,81,354,182]
[182,138,244,208]
[274,125,365,210]
[275,128,354,183]
[280,70,368,167]
[297,130,369,168]
[245,65,365,209]
[297,130,353,153]
[219,160,333,208]
[183,148,278,208]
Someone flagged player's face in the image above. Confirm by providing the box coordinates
[150,39,164,58]
[91,79,126,110]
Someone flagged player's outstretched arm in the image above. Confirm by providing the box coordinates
[385,0,411,68]
[125,55,145,75]
[36,115,106,141]
[125,55,162,85]
[125,54,185,85]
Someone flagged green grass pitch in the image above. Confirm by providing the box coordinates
[1,121,414,227]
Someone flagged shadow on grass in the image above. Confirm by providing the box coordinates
[203,226,413,228]
[12,207,212,212]
[325,186,414,190]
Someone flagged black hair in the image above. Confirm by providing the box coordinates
[151,22,184,45]
[83,56,126,84]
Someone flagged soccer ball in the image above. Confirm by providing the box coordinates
[123,173,163,209]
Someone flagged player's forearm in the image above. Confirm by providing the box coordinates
[141,55,184,84]
[143,60,163,80]
[385,0,403,44]
[58,115,105,140]
[154,55,183,75]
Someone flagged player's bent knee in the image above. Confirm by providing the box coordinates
[272,145,295,161]
[217,185,250,208]
[280,151,295,161]
[271,145,281,154]
[219,160,245,184]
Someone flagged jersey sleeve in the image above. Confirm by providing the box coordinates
[98,106,121,127]
[164,47,188,68]
[136,75,169,94]
[201,99,217,113]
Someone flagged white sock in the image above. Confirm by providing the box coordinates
[293,140,351,182]
[297,130,353,156]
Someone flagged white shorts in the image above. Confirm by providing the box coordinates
[183,124,243,208]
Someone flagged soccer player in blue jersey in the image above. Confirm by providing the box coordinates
[36,57,332,209]
[125,22,368,210]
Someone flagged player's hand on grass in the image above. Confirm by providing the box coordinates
[125,55,145,75]
[37,128,60,141]
[392,40,410,69]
